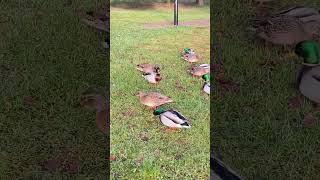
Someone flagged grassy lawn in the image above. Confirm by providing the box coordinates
[110,5,210,179]
[212,0,320,179]
[0,0,108,178]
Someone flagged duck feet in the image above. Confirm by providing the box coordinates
[164,127,179,132]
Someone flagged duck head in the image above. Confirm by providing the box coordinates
[202,74,210,81]
[295,40,320,66]
[153,108,165,116]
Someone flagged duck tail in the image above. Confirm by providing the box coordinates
[181,122,191,128]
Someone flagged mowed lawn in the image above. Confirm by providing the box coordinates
[1,0,107,178]
[212,0,320,179]
[110,5,210,179]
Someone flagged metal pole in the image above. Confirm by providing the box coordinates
[174,0,178,26]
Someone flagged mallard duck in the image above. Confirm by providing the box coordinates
[182,53,199,63]
[250,16,313,46]
[143,72,162,84]
[181,48,195,56]
[275,6,319,19]
[80,88,108,134]
[136,63,160,74]
[211,155,243,180]
[295,40,320,104]
[202,74,210,94]
[188,64,210,77]
[136,91,173,109]
[252,6,318,23]
[153,108,190,128]
[297,66,320,104]
[295,40,320,66]
[80,8,109,32]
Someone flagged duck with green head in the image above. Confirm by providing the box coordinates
[153,108,191,128]
[202,74,210,95]
[181,48,195,56]
[295,40,320,104]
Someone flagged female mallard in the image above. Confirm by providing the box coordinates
[250,16,313,46]
[182,53,199,63]
[143,72,162,84]
[188,64,210,77]
[136,63,160,74]
[79,88,108,134]
[202,74,210,95]
[274,6,320,20]
[136,91,173,110]
[153,108,191,128]
[295,40,320,104]
[80,8,109,32]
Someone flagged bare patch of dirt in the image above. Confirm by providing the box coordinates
[143,19,209,29]
[112,2,197,10]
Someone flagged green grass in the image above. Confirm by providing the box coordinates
[110,6,210,179]
[212,0,320,179]
[0,0,108,178]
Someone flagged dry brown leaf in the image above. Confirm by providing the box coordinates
[288,96,303,109]
[138,132,149,141]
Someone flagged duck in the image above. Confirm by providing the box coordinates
[181,48,196,56]
[143,72,162,84]
[274,6,320,20]
[295,40,320,104]
[202,74,210,95]
[79,88,108,134]
[136,91,173,110]
[249,16,314,46]
[182,53,199,63]
[188,64,210,77]
[136,63,160,74]
[153,108,191,128]
[80,8,109,32]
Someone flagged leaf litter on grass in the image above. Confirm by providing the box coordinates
[303,113,317,128]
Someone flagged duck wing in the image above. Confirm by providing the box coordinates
[165,110,188,123]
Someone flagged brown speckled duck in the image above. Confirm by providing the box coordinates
[249,15,316,49]
[188,64,210,77]
[136,63,160,74]
[136,91,173,110]
[80,88,108,134]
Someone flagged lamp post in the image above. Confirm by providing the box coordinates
[174,0,178,26]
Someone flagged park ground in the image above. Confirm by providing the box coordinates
[110,4,210,179]
[0,0,108,178]
[212,0,320,179]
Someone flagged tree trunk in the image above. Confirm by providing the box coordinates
[196,0,204,6]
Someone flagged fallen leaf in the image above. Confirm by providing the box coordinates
[215,77,240,92]
[43,158,63,171]
[190,80,197,84]
[174,154,183,160]
[138,132,149,141]
[303,113,317,128]
[65,159,79,174]
[134,154,144,167]
[154,149,162,157]
[122,110,136,118]
[175,80,186,90]
[288,96,303,109]
[110,155,117,161]
[23,96,38,107]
